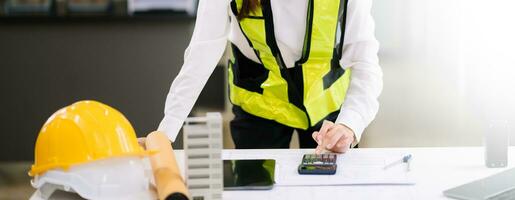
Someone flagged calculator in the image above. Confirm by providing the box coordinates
[298,154,338,175]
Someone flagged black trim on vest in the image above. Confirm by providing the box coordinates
[230,44,269,94]
[334,0,349,61]
[261,0,305,113]
[322,66,345,89]
[246,16,264,20]
[230,0,238,16]
[260,0,287,70]
[324,0,349,89]
[296,0,315,65]
[288,0,315,119]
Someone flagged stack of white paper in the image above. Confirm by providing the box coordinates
[224,150,416,186]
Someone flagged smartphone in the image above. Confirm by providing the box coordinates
[485,120,509,168]
[223,159,275,190]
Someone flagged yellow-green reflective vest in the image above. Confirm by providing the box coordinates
[228,0,351,130]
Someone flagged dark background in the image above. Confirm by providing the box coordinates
[0,18,226,161]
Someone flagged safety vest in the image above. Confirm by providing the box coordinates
[228,0,351,130]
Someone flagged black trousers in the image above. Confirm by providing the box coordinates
[230,106,339,149]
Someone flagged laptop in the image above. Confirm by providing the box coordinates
[443,167,515,200]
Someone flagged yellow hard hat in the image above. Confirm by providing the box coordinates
[29,100,150,177]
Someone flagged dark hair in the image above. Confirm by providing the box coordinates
[238,0,260,20]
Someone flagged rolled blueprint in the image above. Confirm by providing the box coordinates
[146,131,189,200]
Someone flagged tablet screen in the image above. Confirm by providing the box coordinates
[223,159,275,190]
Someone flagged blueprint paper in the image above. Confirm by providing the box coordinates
[224,150,416,186]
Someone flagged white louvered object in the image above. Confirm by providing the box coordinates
[183,113,223,200]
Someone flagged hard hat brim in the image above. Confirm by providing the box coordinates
[29,149,156,177]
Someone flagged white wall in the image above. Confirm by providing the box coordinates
[361,0,515,147]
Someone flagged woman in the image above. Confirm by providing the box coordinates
[157,0,382,153]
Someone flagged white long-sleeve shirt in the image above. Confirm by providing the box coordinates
[158,0,383,143]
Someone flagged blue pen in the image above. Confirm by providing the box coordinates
[383,154,412,171]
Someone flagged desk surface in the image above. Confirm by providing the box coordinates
[177,147,514,200]
[32,147,515,200]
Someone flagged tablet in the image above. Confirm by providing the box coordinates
[223,159,275,190]
[443,167,515,200]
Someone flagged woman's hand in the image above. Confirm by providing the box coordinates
[312,121,355,154]
[137,137,146,149]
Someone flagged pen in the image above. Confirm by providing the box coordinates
[383,154,412,171]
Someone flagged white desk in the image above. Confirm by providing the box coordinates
[195,147,514,200]
[32,147,515,200]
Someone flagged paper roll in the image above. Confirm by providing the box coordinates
[146,131,189,200]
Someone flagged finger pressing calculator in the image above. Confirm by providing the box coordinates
[298,154,338,175]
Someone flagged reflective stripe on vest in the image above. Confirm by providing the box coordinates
[229,0,351,129]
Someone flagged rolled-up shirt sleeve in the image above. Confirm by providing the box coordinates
[158,0,230,141]
[335,0,383,143]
